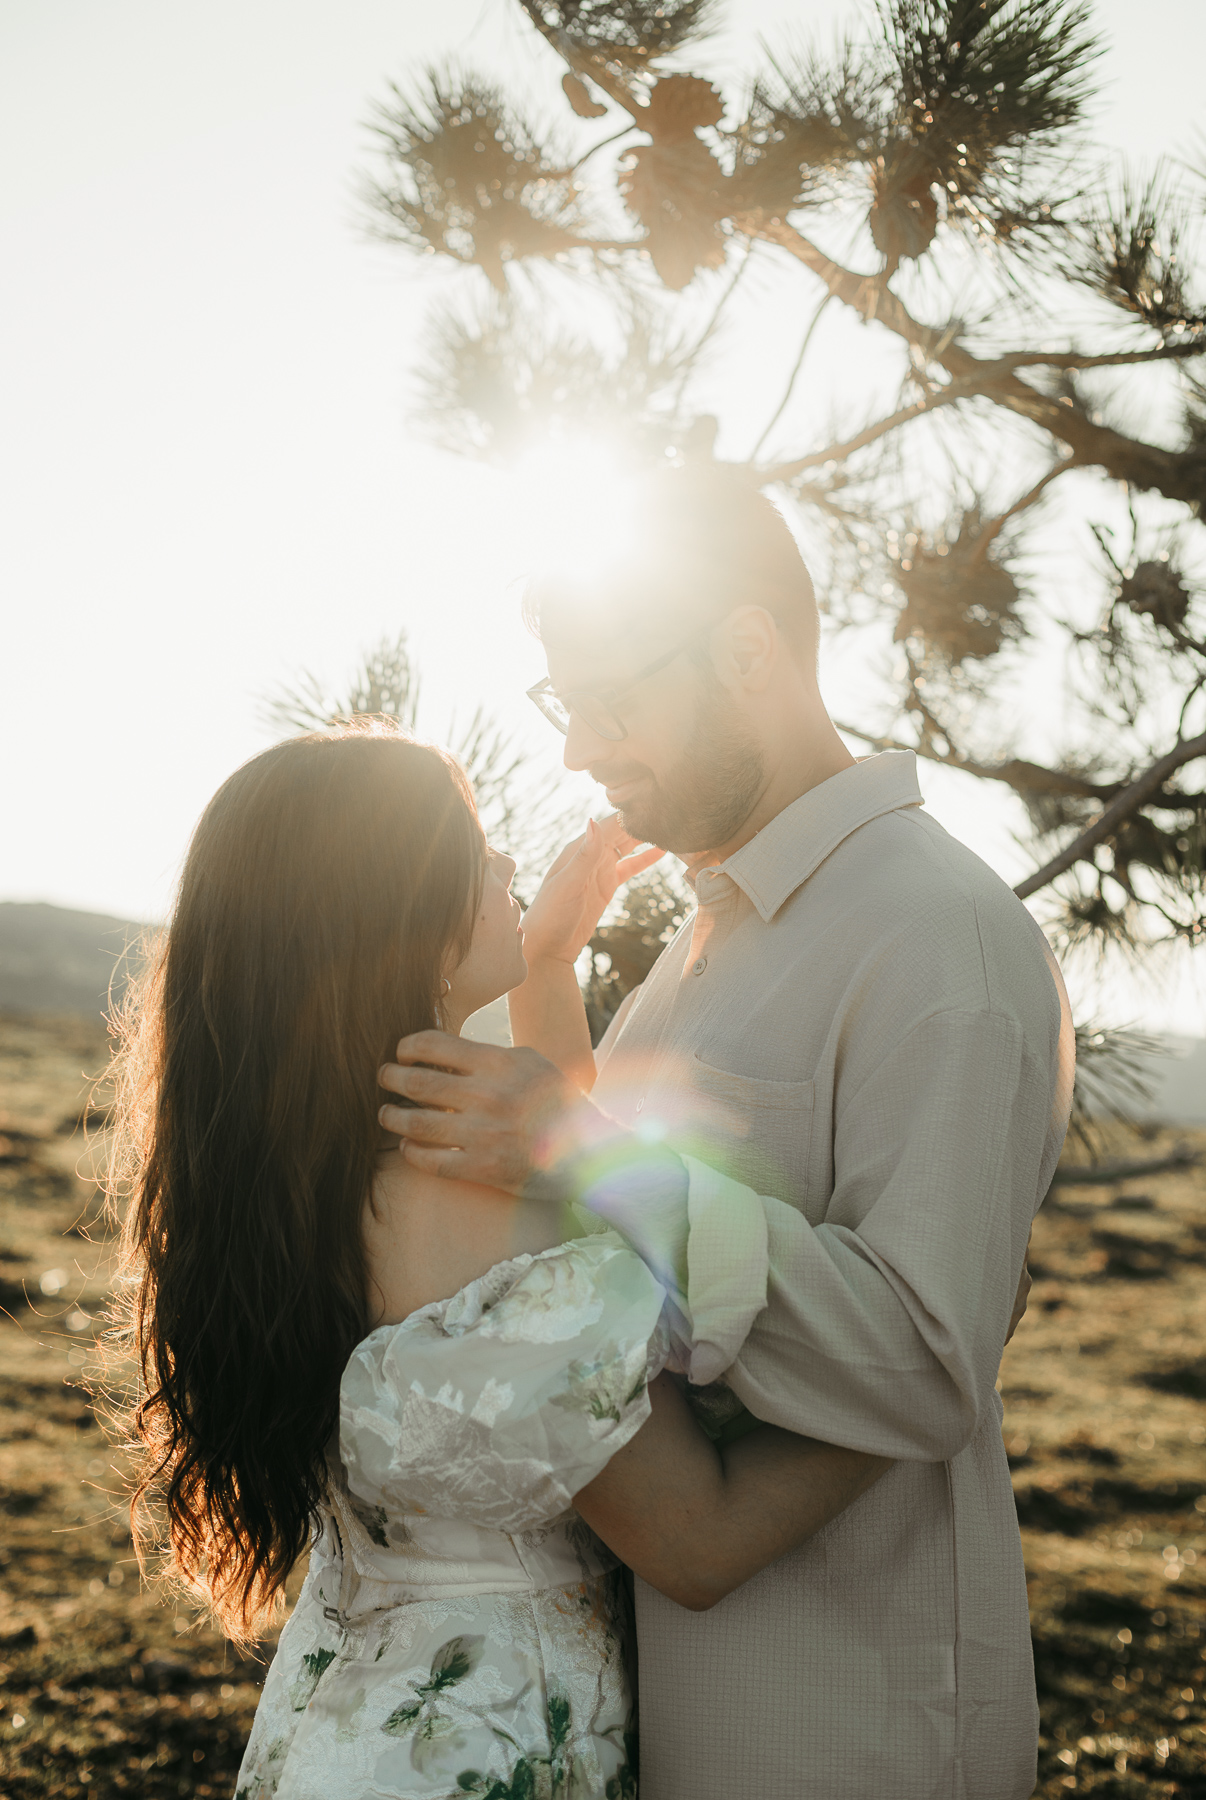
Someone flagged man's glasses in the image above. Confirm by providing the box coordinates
[526,635,698,743]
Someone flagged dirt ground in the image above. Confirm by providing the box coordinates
[0,1010,1203,1799]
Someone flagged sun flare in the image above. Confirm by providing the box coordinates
[508,436,652,589]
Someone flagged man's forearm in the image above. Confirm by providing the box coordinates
[508,956,596,1093]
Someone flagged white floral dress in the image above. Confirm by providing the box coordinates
[236,1231,668,1800]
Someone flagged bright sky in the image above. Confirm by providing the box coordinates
[3,0,1205,1032]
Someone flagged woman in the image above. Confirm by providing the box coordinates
[110,724,887,1800]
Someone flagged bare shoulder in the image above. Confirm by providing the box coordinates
[363,1158,581,1329]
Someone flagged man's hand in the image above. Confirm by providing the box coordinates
[379,1032,590,1194]
[381,1035,692,1295]
[519,814,663,967]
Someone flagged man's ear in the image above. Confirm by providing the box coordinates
[710,606,779,692]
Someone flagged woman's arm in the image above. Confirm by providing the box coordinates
[507,954,597,1094]
[509,817,662,1091]
[573,1374,891,1612]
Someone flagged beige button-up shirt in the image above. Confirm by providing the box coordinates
[592,751,1075,1800]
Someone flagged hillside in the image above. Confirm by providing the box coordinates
[0,904,148,1017]
[0,903,1199,1121]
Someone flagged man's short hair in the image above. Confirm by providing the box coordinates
[523,462,820,668]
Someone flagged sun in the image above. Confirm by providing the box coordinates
[508,435,652,585]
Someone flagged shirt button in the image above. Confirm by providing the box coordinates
[692,956,707,975]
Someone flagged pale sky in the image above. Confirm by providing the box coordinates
[3,0,1205,1033]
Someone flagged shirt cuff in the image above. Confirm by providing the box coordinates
[679,1155,770,1386]
[567,1139,770,1386]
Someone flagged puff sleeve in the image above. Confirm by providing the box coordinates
[339,1233,669,1535]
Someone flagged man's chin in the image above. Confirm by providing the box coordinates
[613,797,663,847]
[614,799,692,858]
[620,800,738,862]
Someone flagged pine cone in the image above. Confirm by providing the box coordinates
[1119,561,1191,630]
[895,543,1023,664]
[868,163,939,264]
[619,138,729,289]
[643,74,724,141]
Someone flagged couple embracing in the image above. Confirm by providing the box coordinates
[115,466,1073,1800]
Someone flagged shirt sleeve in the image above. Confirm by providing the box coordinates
[338,1235,669,1534]
[679,1007,1058,1460]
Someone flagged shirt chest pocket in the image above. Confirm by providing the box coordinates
[665,1053,816,1205]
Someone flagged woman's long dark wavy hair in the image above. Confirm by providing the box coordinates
[108,725,486,1641]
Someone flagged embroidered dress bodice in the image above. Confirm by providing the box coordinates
[236,1232,666,1800]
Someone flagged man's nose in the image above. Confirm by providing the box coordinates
[562,711,613,774]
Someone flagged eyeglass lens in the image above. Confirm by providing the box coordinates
[538,690,572,732]
[570,693,625,740]
[532,685,626,741]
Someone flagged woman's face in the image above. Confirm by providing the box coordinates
[443,848,528,1026]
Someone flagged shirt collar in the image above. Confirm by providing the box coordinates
[696,751,924,924]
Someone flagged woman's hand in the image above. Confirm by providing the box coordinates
[520,815,664,966]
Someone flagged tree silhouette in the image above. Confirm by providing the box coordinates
[361,0,1205,961]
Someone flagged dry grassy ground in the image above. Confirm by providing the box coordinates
[1001,1120,1206,1797]
[0,1011,1203,1800]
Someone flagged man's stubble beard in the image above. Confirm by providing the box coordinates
[613,686,766,856]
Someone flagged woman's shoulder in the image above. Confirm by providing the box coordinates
[367,1225,659,1353]
[363,1158,583,1327]
[343,1229,668,1437]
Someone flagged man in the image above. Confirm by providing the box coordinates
[379,465,1074,1800]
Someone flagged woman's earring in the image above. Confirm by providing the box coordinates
[440,977,452,997]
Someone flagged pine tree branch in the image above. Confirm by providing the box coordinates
[516,2,645,117]
[747,217,1206,506]
[989,375,1206,505]
[743,215,953,358]
[832,722,1117,801]
[569,121,641,173]
[679,240,756,371]
[1013,732,1206,900]
[983,343,1206,375]
[749,292,832,461]
[976,455,1078,546]
[758,380,979,481]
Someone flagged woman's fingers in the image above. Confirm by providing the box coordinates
[544,831,587,878]
[542,814,646,887]
[584,817,613,861]
[615,844,664,882]
[597,812,638,849]
[541,822,606,892]
[598,812,653,856]
[556,819,611,893]
[523,814,655,962]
